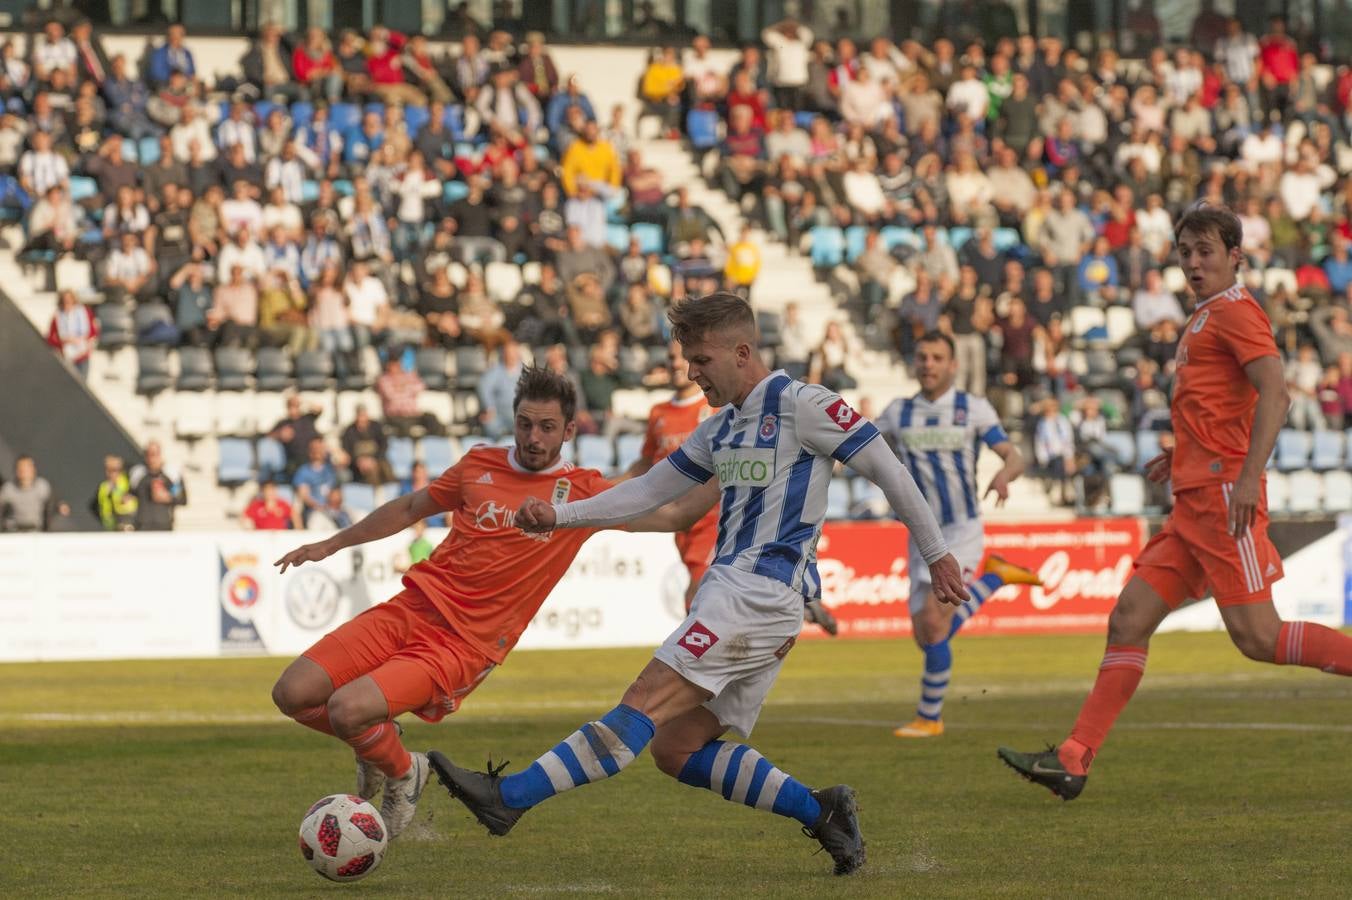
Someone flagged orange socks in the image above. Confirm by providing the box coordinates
[1059,645,1148,776]
[1275,621,1352,675]
[344,721,412,778]
[291,705,336,736]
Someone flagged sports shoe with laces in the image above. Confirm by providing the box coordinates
[356,721,403,802]
[803,785,866,875]
[380,751,430,839]
[892,716,944,738]
[997,745,1087,801]
[804,599,839,636]
[427,751,527,836]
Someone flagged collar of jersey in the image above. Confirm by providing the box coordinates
[729,369,788,415]
[506,446,570,475]
[1195,281,1243,309]
[912,385,957,406]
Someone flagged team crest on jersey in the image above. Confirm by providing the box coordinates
[1191,310,1210,333]
[552,478,572,504]
[953,407,967,426]
[759,414,778,440]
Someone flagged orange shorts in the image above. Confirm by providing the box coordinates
[676,516,718,588]
[303,586,495,723]
[1133,481,1283,608]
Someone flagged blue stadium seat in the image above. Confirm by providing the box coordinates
[290,101,314,128]
[1311,429,1345,470]
[576,434,614,472]
[333,179,355,197]
[255,437,287,482]
[421,435,457,474]
[1102,431,1136,468]
[992,227,1023,252]
[793,111,817,130]
[217,438,254,486]
[443,180,470,204]
[300,180,320,203]
[404,105,431,137]
[809,226,846,268]
[120,138,138,163]
[630,221,664,255]
[844,225,869,263]
[1276,428,1312,471]
[138,137,161,165]
[1135,430,1161,468]
[606,223,631,254]
[68,176,98,202]
[329,102,361,132]
[605,187,628,223]
[341,483,377,517]
[826,478,852,520]
[947,226,973,251]
[387,437,416,480]
[443,105,465,140]
[253,100,279,124]
[363,102,386,121]
[686,109,719,150]
[616,433,644,473]
[879,225,922,252]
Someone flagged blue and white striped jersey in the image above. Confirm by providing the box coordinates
[666,371,880,599]
[878,388,1008,528]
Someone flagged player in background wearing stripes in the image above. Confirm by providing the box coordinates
[1000,203,1352,799]
[429,293,967,875]
[879,331,1042,739]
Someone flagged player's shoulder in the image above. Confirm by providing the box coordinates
[560,464,612,497]
[462,445,509,468]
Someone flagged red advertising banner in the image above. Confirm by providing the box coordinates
[804,518,1146,639]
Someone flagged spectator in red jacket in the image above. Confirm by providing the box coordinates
[365,26,426,107]
[1259,16,1299,119]
[292,27,341,103]
[46,289,98,379]
[243,481,293,530]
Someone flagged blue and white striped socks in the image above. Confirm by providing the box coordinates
[499,704,655,809]
[677,741,821,827]
[916,572,1003,721]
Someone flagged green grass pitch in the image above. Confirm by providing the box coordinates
[6,632,1352,897]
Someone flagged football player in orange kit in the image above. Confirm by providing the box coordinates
[999,203,1352,800]
[622,342,839,633]
[270,366,718,837]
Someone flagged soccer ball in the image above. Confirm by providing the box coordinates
[298,794,388,882]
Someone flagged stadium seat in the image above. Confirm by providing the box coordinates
[1266,471,1290,512]
[1093,388,1130,428]
[485,261,524,302]
[757,310,782,347]
[1069,306,1107,340]
[443,180,470,204]
[809,226,846,268]
[135,346,172,395]
[255,347,293,392]
[341,482,378,517]
[214,347,254,392]
[329,102,361,131]
[1105,306,1136,347]
[214,391,259,436]
[132,303,175,345]
[521,261,543,285]
[120,137,139,163]
[605,223,631,254]
[176,346,213,392]
[631,221,665,255]
[826,478,852,520]
[686,109,720,150]
[290,101,314,128]
[618,345,648,381]
[95,302,135,350]
[1311,429,1345,470]
[1275,429,1313,471]
[604,187,628,223]
[844,225,869,263]
[173,397,213,441]
[611,389,660,420]
[1263,267,1297,296]
[295,350,334,391]
[1108,473,1146,515]
[616,433,644,473]
[255,437,287,482]
[404,104,431,136]
[1323,470,1352,511]
[576,434,614,472]
[420,435,458,474]
[68,176,98,203]
[1162,266,1187,294]
[992,227,1023,252]
[217,437,255,487]
[947,226,973,251]
[1135,430,1161,467]
[453,345,488,392]
[1102,431,1136,468]
[386,437,416,480]
[1287,470,1321,512]
[415,346,449,391]
[879,226,922,252]
[793,111,816,130]
[443,104,465,140]
[55,257,93,294]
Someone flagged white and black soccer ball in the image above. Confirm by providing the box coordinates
[298,793,388,882]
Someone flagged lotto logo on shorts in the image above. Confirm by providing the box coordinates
[678,621,719,658]
[825,398,861,431]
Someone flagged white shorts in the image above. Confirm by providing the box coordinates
[652,565,803,738]
[907,517,986,614]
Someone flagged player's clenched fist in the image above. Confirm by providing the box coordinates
[275,538,339,573]
[927,553,970,607]
[1143,446,1173,483]
[516,496,557,533]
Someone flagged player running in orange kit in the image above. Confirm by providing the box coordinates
[622,341,838,632]
[270,367,717,837]
[999,203,1352,800]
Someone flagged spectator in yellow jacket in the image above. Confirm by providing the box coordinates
[561,119,621,197]
[724,226,762,299]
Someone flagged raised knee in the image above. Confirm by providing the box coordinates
[325,690,366,737]
[649,740,687,779]
[272,677,304,717]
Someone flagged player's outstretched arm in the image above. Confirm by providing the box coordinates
[627,478,720,532]
[983,442,1026,507]
[275,488,443,572]
[519,457,701,532]
[847,436,966,605]
[1230,355,1290,537]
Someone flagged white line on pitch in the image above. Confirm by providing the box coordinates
[780,716,1352,733]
